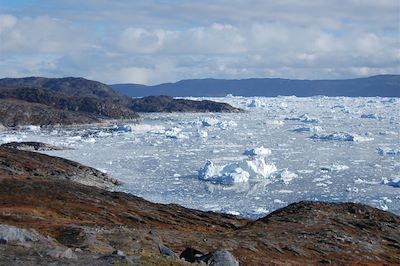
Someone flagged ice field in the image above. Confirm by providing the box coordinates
[1,96,399,219]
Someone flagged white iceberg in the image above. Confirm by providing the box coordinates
[198,157,277,185]
[247,99,264,108]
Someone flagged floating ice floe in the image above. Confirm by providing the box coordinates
[320,164,349,172]
[165,127,189,139]
[243,146,271,157]
[381,176,400,188]
[201,117,238,130]
[285,114,318,123]
[202,117,219,127]
[360,114,384,120]
[274,169,298,184]
[197,130,208,138]
[264,120,284,126]
[310,132,374,142]
[112,124,131,132]
[292,126,322,133]
[377,147,400,156]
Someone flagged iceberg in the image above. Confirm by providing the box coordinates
[198,147,278,185]
[198,157,277,185]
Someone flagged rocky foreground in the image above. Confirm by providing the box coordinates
[0,144,399,265]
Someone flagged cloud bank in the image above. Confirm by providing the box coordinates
[0,0,399,84]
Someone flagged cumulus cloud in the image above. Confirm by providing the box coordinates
[0,0,399,84]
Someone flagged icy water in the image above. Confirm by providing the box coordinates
[1,96,399,219]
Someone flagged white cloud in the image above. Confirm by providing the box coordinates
[0,0,399,84]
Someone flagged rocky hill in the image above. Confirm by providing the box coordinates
[0,77,243,127]
[130,95,243,113]
[0,143,398,265]
[0,77,121,99]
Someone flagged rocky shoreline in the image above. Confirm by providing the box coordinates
[0,142,399,265]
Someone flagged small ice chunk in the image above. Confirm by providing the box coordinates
[112,124,131,132]
[377,147,400,156]
[20,125,41,131]
[165,127,188,139]
[361,114,383,120]
[243,146,271,157]
[320,164,349,172]
[381,176,400,188]
[285,114,318,123]
[202,117,219,127]
[292,126,323,133]
[310,132,373,142]
[274,169,298,184]
[198,130,208,138]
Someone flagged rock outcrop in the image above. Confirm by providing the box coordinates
[0,146,120,189]
[0,145,398,265]
[1,141,64,151]
[130,95,243,113]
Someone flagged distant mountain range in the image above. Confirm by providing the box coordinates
[111,75,400,97]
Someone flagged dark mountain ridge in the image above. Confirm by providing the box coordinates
[111,74,400,97]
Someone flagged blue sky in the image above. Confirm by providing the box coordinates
[0,0,399,84]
